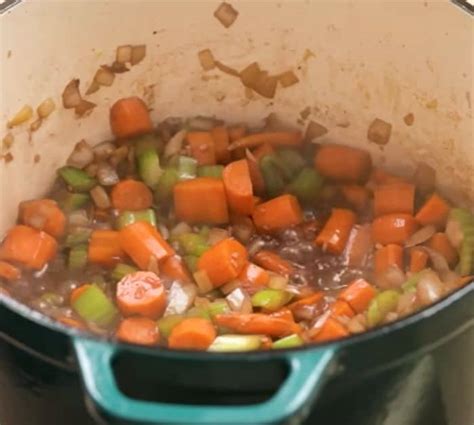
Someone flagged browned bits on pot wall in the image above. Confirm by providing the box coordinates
[403,113,415,126]
[367,118,392,145]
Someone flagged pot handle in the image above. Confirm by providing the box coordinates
[73,337,336,425]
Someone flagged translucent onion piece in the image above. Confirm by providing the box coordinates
[67,140,94,169]
[226,288,253,314]
[376,265,406,289]
[96,162,120,186]
[90,186,111,209]
[164,282,197,315]
[416,270,444,306]
[164,129,186,158]
[193,269,214,295]
[405,225,436,248]
[93,141,116,160]
[208,228,229,246]
[422,247,450,273]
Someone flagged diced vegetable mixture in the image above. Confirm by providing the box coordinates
[0,96,472,351]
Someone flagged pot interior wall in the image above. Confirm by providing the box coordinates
[1,0,472,234]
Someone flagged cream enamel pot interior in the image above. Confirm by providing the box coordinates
[0,1,473,424]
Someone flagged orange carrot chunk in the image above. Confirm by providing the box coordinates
[287,292,324,312]
[88,230,125,267]
[161,255,192,284]
[374,244,404,274]
[415,194,451,229]
[409,247,429,273]
[340,185,370,211]
[111,179,153,211]
[70,284,92,304]
[211,126,231,163]
[197,238,248,287]
[239,263,270,294]
[252,194,303,233]
[116,317,160,346]
[116,271,167,319]
[223,159,254,216]
[228,131,303,151]
[372,213,419,245]
[338,278,377,313]
[19,199,66,238]
[330,300,356,318]
[252,143,275,162]
[426,233,458,267]
[0,261,21,281]
[119,222,174,270]
[168,318,216,350]
[253,250,294,276]
[187,132,216,165]
[174,178,229,224]
[0,225,57,270]
[270,308,296,323]
[373,182,415,217]
[315,208,357,255]
[311,317,349,342]
[214,313,301,337]
[110,97,153,139]
[228,126,247,142]
[314,144,372,183]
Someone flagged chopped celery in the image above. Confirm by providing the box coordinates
[137,148,162,188]
[208,300,230,318]
[111,263,138,282]
[40,292,63,306]
[449,209,474,275]
[402,270,426,293]
[178,233,209,257]
[187,306,211,320]
[367,290,400,327]
[158,314,185,339]
[272,334,304,349]
[183,255,198,272]
[260,156,286,198]
[288,168,324,203]
[134,134,163,157]
[58,166,97,192]
[177,156,198,180]
[277,149,306,179]
[251,289,293,311]
[60,193,90,212]
[65,227,92,247]
[71,284,118,327]
[155,167,179,201]
[68,244,88,270]
[208,335,262,352]
[197,165,224,179]
[116,209,157,229]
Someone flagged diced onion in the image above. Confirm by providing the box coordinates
[164,129,187,158]
[226,288,253,314]
[220,279,242,295]
[405,225,436,248]
[305,120,328,141]
[68,209,90,227]
[193,269,214,294]
[90,186,111,209]
[7,105,33,128]
[416,270,444,306]
[157,223,170,241]
[96,162,120,186]
[214,2,239,28]
[367,118,392,145]
[198,49,216,71]
[109,146,129,167]
[446,217,463,249]
[268,273,288,290]
[116,45,132,64]
[422,247,450,273]
[75,99,96,117]
[94,66,115,87]
[37,98,56,119]
[347,314,367,334]
[397,291,417,315]
[67,140,94,169]
[278,70,299,88]
[208,228,229,246]
[165,282,197,315]
[376,265,406,289]
[62,79,82,109]
[93,141,116,160]
[85,163,99,177]
[171,222,193,238]
[131,45,146,66]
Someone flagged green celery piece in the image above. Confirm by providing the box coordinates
[58,166,97,192]
[183,255,198,272]
[178,233,209,257]
[71,284,118,327]
[208,335,262,352]
[367,290,400,327]
[116,209,157,229]
[450,209,474,275]
[177,156,198,180]
[68,244,88,270]
[287,168,324,203]
[111,263,138,282]
[155,167,179,201]
[251,289,293,311]
[158,314,185,339]
[208,300,230,318]
[277,149,306,179]
[402,270,426,293]
[65,227,92,247]
[60,193,90,212]
[137,148,162,188]
[187,306,211,320]
[272,333,304,349]
[197,165,224,179]
[260,156,286,198]
[134,134,163,157]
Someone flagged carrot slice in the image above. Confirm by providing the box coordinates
[174,178,229,224]
[88,230,125,267]
[116,271,167,319]
[253,250,294,276]
[340,185,370,211]
[270,308,296,322]
[311,317,349,342]
[330,300,356,318]
[161,255,192,284]
[372,213,419,245]
[119,222,174,270]
[214,313,301,337]
[287,292,324,312]
[110,97,153,139]
[187,132,216,165]
[252,194,303,233]
[338,278,377,313]
[19,199,66,238]
[426,233,458,267]
[373,182,415,217]
[239,263,270,294]
[0,261,21,281]
[415,194,451,229]
[211,126,231,163]
[0,225,57,270]
[197,238,248,287]
[374,244,404,274]
[111,179,153,211]
[57,315,86,330]
[168,317,216,350]
[70,284,92,304]
[409,247,429,273]
[314,144,372,182]
[315,208,357,255]
[116,317,160,346]
[223,159,254,216]
[252,143,275,162]
[228,131,303,151]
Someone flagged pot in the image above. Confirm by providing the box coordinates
[0,1,472,424]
